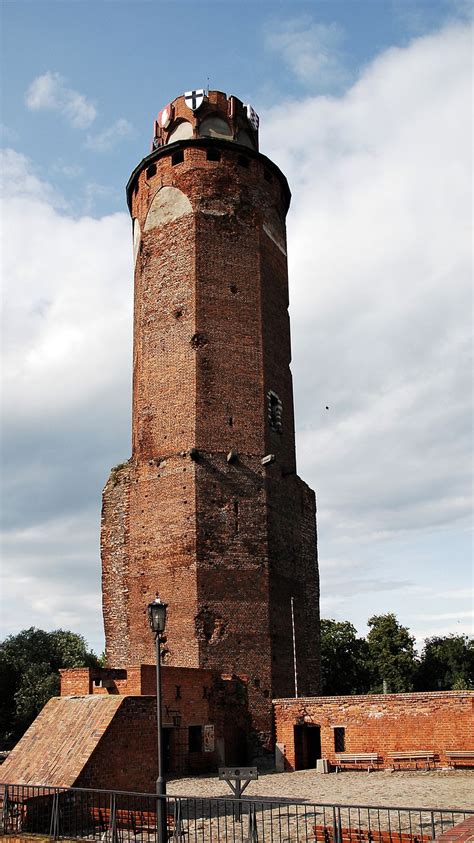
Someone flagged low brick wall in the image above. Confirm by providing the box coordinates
[273,691,474,771]
[437,817,474,843]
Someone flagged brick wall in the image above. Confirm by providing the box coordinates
[274,691,474,770]
[101,90,320,763]
[60,664,249,772]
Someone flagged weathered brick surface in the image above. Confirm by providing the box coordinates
[437,817,474,843]
[101,91,320,761]
[273,691,474,770]
[0,696,123,787]
[59,665,249,773]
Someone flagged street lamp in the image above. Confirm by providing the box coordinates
[147,596,168,843]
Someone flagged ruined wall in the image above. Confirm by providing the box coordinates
[274,691,474,770]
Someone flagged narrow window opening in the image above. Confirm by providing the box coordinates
[230,284,238,295]
[334,727,345,753]
[93,678,103,688]
[206,148,221,162]
[188,725,202,753]
[267,390,283,433]
[237,155,249,168]
[175,684,182,700]
[146,164,157,179]
[172,150,184,166]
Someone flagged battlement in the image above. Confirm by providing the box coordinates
[151,89,259,152]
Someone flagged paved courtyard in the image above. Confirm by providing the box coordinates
[167,768,474,809]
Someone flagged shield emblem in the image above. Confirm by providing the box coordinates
[184,89,206,111]
[158,103,173,129]
[245,104,259,132]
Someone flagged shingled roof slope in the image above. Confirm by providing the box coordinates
[0,695,124,787]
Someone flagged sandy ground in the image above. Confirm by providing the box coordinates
[167,769,474,810]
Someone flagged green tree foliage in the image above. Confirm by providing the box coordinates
[415,634,474,691]
[320,619,372,695]
[0,628,99,749]
[320,616,473,696]
[366,613,417,693]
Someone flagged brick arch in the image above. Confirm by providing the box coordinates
[144,185,192,231]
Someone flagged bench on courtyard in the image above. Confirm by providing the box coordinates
[313,823,431,843]
[334,752,380,772]
[90,805,181,839]
[387,751,435,769]
[445,750,474,767]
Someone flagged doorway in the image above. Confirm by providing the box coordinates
[294,724,322,770]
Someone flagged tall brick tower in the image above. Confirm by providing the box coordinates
[101,90,320,759]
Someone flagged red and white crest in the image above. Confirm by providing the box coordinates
[245,103,259,132]
[158,103,174,129]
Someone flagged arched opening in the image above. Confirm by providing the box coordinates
[199,115,232,140]
[167,120,193,143]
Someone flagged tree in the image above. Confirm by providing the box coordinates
[366,613,417,693]
[0,627,99,749]
[416,634,474,691]
[320,619,372,695]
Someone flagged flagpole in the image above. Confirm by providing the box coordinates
[291,596,298,698]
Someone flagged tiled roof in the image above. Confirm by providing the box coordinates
[0,695,124,787]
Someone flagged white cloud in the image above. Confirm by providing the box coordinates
[25,71,97,129]
[2,20,472,651]
[260,21,472,641]
[85,118,134,152]
[264,17,347,88]
[1,150,132,650]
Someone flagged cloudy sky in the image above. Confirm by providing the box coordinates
[1,0,472,656]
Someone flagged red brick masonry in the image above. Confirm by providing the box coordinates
[101,90,320,761]
[437,817,474,843]
[273,691,474,770]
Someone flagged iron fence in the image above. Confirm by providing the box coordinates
[1,782,472,843]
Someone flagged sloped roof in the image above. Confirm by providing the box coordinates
[0,695,124,787]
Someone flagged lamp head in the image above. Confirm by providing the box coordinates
[147,596,168,635]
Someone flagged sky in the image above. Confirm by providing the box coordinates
[1,0,472,657]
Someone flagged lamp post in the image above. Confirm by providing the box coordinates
[147,596,168,843]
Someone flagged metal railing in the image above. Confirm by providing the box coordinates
[1,782,472,842]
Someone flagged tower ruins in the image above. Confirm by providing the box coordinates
[101,90,320,757]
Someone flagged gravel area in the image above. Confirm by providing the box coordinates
[167,769,474,810]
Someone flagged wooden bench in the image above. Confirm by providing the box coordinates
[90,806,178,837]
[445,750,474,767]
[335,752,380,772]
[387,751,435,769]
[313,823,431,843]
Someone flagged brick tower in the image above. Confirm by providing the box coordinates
[101,90,320,759]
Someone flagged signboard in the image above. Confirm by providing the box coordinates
[203,724,215,753]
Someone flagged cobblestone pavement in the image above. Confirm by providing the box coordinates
[167,769,474,810]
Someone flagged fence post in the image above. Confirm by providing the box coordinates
[431,812,436,840]
[332,806,343,843]
[1,786,9,835]
[109,792,119,843]
[247,802,258,842]
[49,789,60,840]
